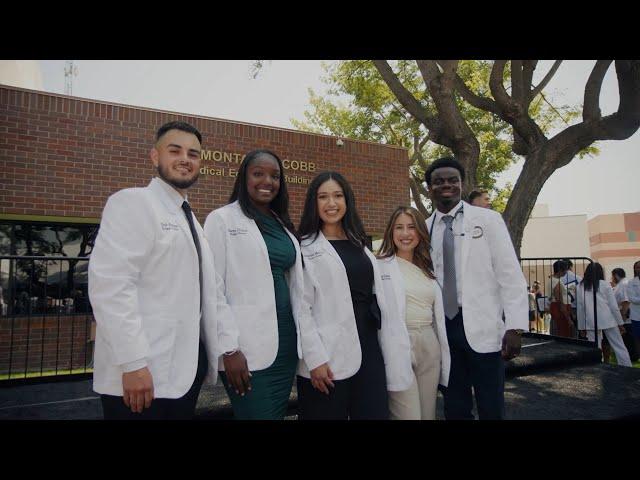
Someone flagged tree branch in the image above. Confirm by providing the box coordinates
[583,60,613,122]
[530,60,563,101]
[373,60,440,132]
[409,176,430,219]
[522,60,538,97]
[511,60,525,106]
[411,134,429,172]
[454,74,500,114]
[488,60,547,151]
[489,60,512,110]
[550,60,640,168]
[416,59,441,86]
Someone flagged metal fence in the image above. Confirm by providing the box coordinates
[0,255,94,383]
[0,254,602,384]
[520,257,598,348]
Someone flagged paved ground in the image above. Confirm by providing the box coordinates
[2,336,639,420]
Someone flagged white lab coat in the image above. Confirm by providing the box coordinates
[576,280,624,330]
[89,178,233,398]
[426,201,529,353]
[296,231,393,381]
[376,256,450,390]
[627,277,640,321]
[203,201,305,371]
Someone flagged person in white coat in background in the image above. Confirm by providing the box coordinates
[376,206,450,420]
[89,121,232,419]
[611,267,638,362]
[203,149,305,420]
[577,262,632,367]
[627,260,640,357]
[296,171,389,420]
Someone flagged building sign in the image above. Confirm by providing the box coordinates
[200,149,316,185]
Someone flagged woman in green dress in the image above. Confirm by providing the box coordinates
[203,149,303,419]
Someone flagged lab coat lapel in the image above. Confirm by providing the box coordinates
[460,201,473,276]
[318,230,346,271]
[148,178,198,258]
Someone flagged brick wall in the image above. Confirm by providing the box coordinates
[0,315,94,376]
[0,85,409,234]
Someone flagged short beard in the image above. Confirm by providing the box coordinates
[157,164,199,190]
[435,194,461,213]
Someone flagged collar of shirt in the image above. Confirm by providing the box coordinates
[153,176,188,210]
[434,200,464,225]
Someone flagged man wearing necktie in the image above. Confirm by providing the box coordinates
[425,157,528,420]
[89,121,234,419]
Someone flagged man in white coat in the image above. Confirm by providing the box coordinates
[89,121,235,419]
[425,157,528,420]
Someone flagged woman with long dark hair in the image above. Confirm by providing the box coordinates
[203,149,304,419]
[296,171,389,419]
[577,262,632,366]
[376,206,450,420]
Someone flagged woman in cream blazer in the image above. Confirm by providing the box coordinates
[376,206,450,420]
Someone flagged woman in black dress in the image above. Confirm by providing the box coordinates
[296,171,389,420]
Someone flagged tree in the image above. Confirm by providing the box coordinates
[372,60,640,252]
[292,61,587,221]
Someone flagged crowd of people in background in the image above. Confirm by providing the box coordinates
[468,186,640,369]
[523,258,640,367]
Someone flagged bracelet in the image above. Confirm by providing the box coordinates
[223,349,238,356]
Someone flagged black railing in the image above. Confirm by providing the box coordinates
[0,254,603,384]
[0,255,94,383]
[519,257,598,349]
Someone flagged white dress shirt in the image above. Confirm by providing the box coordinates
[562,270,582,308]
[613,278,630,324]
[627,277,640,322]
[429,200,464,306]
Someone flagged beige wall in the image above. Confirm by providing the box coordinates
[588,212,640,278]
[520,214,591,259]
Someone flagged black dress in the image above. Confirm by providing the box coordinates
[297,240,389,420]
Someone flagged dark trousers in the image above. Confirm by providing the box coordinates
[623,323,639,362]
[101,341,208,420]
[296,334,388,420]
[443,310,505,420]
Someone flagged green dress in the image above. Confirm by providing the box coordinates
[221,210,298,419]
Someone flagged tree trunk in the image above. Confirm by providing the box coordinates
[502,146,557,254]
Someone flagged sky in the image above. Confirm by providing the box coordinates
[4,60,639,219]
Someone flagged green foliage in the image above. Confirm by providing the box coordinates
[292,60,599,210]
[490,183,512,213]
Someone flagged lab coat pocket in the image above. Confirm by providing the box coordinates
[145,315,178,384]
[230,304,265,355]
[317,323,340,360]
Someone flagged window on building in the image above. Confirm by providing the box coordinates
[0,221,99,316]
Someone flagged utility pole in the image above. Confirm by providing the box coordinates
[64,61,78,95]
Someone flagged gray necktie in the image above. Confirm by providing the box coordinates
[442,215,458,319]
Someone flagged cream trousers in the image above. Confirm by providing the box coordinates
[388,324,441,420]
[587,328,632,367]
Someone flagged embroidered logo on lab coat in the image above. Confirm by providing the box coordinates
[161,222,180,231]
[228,227,248,236]
[471,226,483,238]
[381,274,392,280]
[305,250,323,260]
